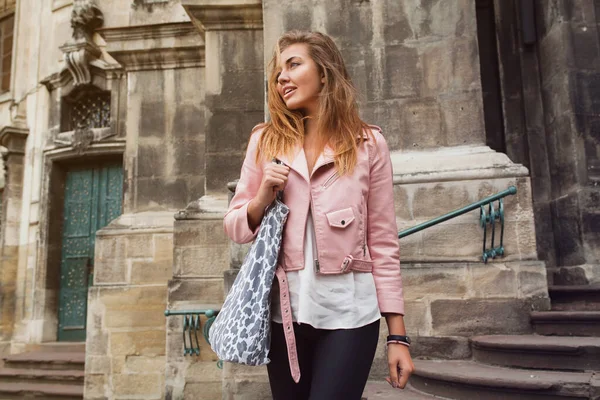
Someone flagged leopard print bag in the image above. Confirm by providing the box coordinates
[209,196,289,366]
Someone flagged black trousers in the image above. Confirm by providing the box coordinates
[267,319,380,400]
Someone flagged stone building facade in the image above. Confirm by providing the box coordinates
[0,0,596,399]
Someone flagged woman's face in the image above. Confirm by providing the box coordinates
[276,43,324,117]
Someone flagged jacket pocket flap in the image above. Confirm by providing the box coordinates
[326,208,355,228]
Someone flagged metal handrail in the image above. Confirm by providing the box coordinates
[398,186,517,262]
[164,309,220,358]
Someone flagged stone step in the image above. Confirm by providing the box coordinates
[0,368,84,385]
[550,284,600,311]
[531,311,600,336]
[3,351,85,371]
[363,381,450,399]
[471,335,600,371]
[26,342,85,354]
[0,382,83,399]
[412,360,597,399]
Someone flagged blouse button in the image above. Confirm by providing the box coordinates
[341,220,345,225]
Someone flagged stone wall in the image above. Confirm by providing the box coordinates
[535,0,600,283]
[263,0,485,151]
[165,204,229,400]
[84,213,174,400]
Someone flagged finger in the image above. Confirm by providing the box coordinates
[389,363,399,389]
[266,171,289,182]
[265,177,285,189]
[266,164,290,175]
[398,363,413,389]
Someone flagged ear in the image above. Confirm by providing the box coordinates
[321,75,326,84]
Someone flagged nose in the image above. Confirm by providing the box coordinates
[277,70,289,84]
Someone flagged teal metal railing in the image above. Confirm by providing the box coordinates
[164,309,219,358]
[168,186,517,357]
[398,186,517,263]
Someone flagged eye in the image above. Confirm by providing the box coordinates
[290,62,300,68]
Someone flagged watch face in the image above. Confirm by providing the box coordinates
[406,336,411,344]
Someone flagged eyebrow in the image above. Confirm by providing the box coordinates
[283,56,302,66]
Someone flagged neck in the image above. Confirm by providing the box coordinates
[304,115,318,138]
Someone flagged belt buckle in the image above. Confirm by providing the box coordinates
[341,256,353,273]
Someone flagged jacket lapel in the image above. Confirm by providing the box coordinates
[276,143,310,183]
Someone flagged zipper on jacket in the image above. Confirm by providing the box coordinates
[309,196,320,273]
[321,170,340,188]
[362,195,367,256]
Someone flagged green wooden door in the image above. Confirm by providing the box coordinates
[58,165,123,342]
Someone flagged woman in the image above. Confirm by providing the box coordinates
[223,30,413,399]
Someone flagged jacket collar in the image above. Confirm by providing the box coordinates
[276,129,372,181]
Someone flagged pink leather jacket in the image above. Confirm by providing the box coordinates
[224,126,404,316]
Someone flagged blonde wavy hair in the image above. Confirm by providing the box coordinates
[255,30,372,175]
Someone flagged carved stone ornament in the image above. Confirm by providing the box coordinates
[72,125,94,153]
[72,0,104,42]
[60,0,104,86]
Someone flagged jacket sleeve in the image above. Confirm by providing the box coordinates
[367,131,405,315]
[223,130,264,244]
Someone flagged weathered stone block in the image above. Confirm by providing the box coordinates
[223,379,272,400]
[402,265,468,301]
[130,259,171,285]
[184,359,222,382]
[96,236,126,262]
[174,246,229,277]
[112,373,164,397]
[514,261,549,298]
[110,330,165,357]
[410,336,471,360]
[105,304,166,328]
[167,278,224,304]
[421,38,479,96]
[183,382,222,400]
[84,373,108,399]
[125,355,166,374]
[439,91,485,146]
[411,184,470,220]
[403,300,430,336]
[384,45,419,99]
[401,99,443,148]
[175,219,228,248]
[101,286,167,329]
[431,299,540,336]
[154,233,174,261]
[94,258,128,285]
[126,234,154,258]
[469,264,517,298]
[86,355,111,374]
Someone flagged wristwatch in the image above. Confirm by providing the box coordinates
[387,335,411,345]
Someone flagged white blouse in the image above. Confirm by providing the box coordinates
[271,210,381,329]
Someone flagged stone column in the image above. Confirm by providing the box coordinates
[182,0,265,196]
[535,0,600,283]
[262,0,549,379]
[0,125,28,353]
[170,2,267,398]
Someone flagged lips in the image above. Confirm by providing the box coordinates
[283,86,297,99]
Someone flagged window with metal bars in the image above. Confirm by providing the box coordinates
[61,90,111,132]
